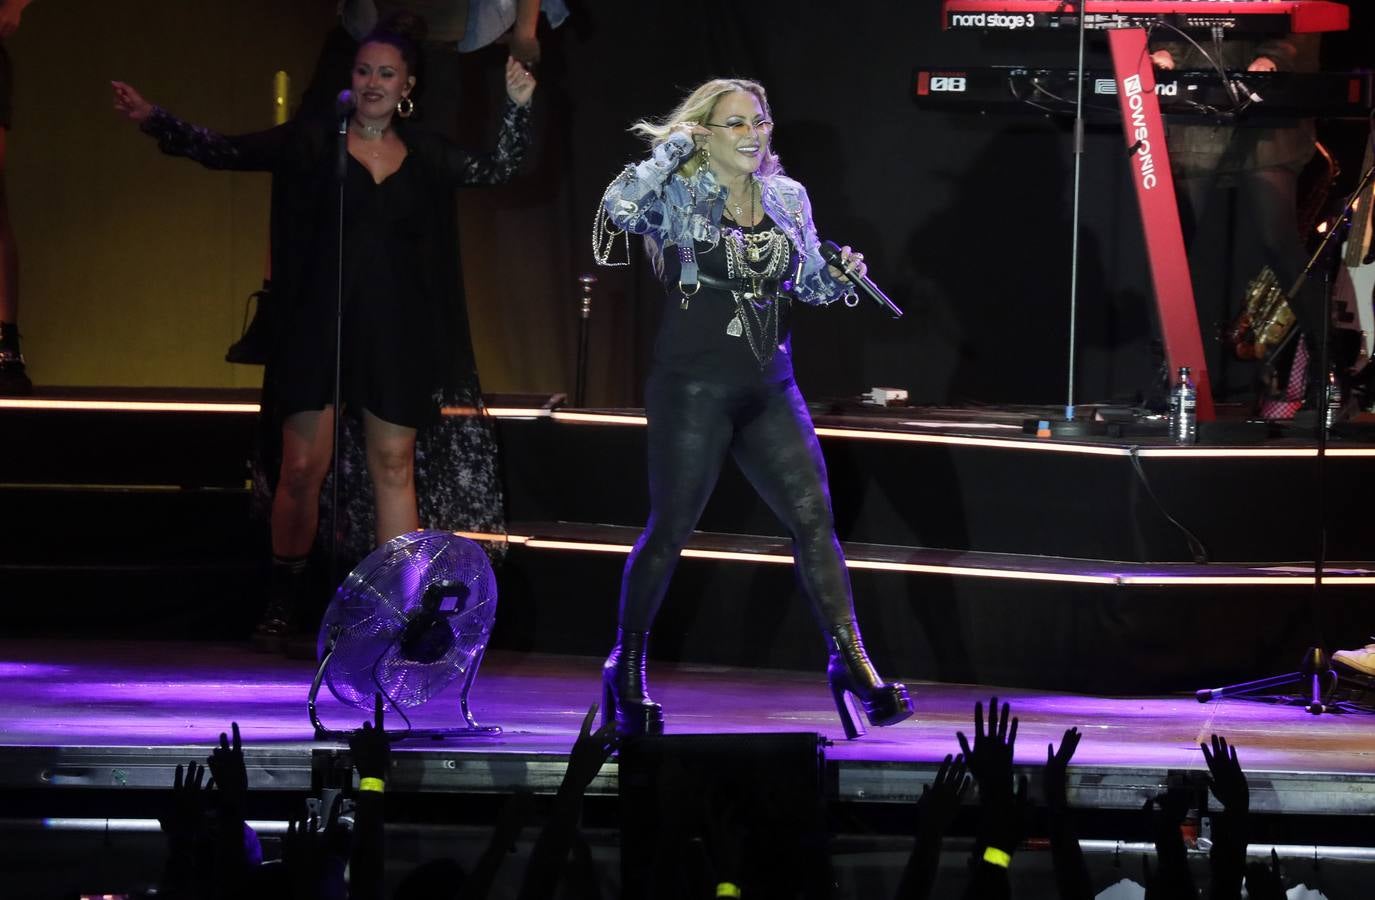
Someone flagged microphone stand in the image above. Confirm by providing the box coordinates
[330,110,348,587]
[1064,0,1088,425]
[1027,3,1105,437]
[1195,150,1375,715]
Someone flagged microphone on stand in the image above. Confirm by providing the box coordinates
[335,90,354,183]
[335,89,357,117]
[819,240,904,319]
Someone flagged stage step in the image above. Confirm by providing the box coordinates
[495,412,1375,564]
[475,522,1375,694]
[471,521,1375,587]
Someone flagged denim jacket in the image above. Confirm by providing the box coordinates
[595,132,857,306]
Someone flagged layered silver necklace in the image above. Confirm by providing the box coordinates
[722,183,791,367]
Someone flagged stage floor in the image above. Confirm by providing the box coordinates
[2,639,1373,819]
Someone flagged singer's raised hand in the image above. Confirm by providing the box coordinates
[111,81,154,124]
[826,244,867,283]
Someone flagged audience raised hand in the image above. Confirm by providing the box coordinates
[519,703,617,900]
[156,726,263,900]
[1143,784,1198,900]
[1202,733,1250,900]
[280,795,350,900]
[1045,726,1093,900]
[956,697,1027,900]
[347,693,392,900]
[896,752,970,900]
[158,760,213,897]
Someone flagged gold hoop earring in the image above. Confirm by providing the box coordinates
[397,96,415,118]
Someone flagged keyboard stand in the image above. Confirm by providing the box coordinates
[1106,28,1217,420]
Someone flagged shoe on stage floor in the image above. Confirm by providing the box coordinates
[1333,640,1375,678]
[826,623,915,740]
[0,358,31,395]
[0,343,31,396]
[602,628,664,738]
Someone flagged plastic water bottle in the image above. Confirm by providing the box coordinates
[1168,366,1197,444]
[1325,370,1342,432]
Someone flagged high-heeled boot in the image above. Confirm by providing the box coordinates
[602,629,665,737]
[826,622,914,739]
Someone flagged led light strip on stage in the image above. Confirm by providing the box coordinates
[8,397,1374,457]
[0,397,547,417]
[539,411,1375,458]
[456,532,1375,586]
[0,397,261,413]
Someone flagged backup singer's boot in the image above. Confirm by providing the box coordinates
[0,321,32,396]
[602,629,664,737]
[826,622,914,740]
[251,555,309,653]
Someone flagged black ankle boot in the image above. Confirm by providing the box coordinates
[602,629,664,737]
[252,555,308,653]
[0,321,32,396]
[825,623,914,739]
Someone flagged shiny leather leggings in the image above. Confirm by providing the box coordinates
[618,372,854,632]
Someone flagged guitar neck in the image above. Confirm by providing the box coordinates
[1345,137,1375,269]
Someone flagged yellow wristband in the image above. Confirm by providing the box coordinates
[359,777,385,793]
[715,884,742,899]
[982,846,1011,868]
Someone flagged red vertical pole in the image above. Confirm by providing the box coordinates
[1107,28,1216,420]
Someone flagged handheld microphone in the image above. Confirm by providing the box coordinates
[819,241,904,319]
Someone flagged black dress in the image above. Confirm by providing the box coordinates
[142,100,531,559]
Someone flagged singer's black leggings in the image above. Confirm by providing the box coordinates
[617,371,854,633]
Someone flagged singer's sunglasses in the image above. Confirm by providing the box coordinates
[704,118,774,137]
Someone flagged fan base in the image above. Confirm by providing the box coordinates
[312,724,502,742]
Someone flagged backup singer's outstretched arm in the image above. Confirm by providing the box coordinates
[138,111,298,172]
[114,80,299,173]
[437,98,533,187]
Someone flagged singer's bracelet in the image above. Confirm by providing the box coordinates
[359,777,385,794]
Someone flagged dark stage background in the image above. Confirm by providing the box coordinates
[11,2,1371,404]
[454,0,1373,408]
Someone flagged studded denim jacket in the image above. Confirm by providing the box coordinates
[594,132,857,306]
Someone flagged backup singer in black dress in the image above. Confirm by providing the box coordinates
[113,25,534,647]
[595,78,915,739]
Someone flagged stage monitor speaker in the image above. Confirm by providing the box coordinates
[618,732,829,900]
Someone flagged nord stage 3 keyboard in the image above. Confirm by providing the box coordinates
[940,0,1350,34]
[912,67,1374,121]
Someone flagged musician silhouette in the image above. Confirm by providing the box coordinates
[1149,33,1325,419]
